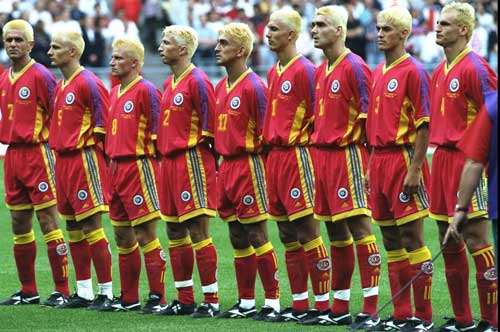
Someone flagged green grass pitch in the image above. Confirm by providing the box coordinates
[0,159,488,332]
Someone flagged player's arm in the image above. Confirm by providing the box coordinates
[403,123,429,195]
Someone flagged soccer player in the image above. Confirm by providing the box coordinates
[213,22,280,320]
[262,8,331,323]
[156,25,219,318]
[364,6,434,331]
[0,19,69,307]
[300,6,381,328]
[429,3,498,331]
[47,30,113,309]
[98,37,166,314]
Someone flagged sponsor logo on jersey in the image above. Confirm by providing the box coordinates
[38,182,49,192]
[338,187,348,199]
[368,253,381,266]
[331,80,340,93]
[77,189,88,201]
[387,79,398,92]
[230,96,241,110]
[316,258,331,271]
[18,87,31,99]
[173,93,184,106]
[449,78,460,92]
[56,243,68,256]
[181,191,191,202]
[399,192,410,203]
[124,101,134,113]
[65,92,76,105]
[290,187,301,199]
[281,80,292,94]
[133,194,144,206]
[242,194,254,206]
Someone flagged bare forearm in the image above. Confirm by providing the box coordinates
[409,125,429,173]
[456,159,484,208]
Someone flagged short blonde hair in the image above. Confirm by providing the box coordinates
[270,8,302,38]
[3,19,34,42]
[52,31,85,58]
[441,2,475,41]
[218,23,254,59]
[112,37,145,70]
[316,5,348,42]
[378,6,412,41]
[162,25,198,58]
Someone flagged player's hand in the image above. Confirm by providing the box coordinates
[402,168,420,195]
[363,170,370,194]
[443,212,467,246]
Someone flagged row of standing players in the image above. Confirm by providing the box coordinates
[0,2,497,332]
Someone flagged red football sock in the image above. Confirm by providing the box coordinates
[169,241,195,304]
[255,243,279,300]
[356,235,380,316]
[14,231,37,295]
[472,245,498,327]
[408,247,433,323]
[86,229,112,283]
[141,239,166,304]
[304,237,330,311]
[44,230,69,296]
[387,249,412,321]
[443,243,473,325]
[284,242,309,312]
[118,244,141,303]
[194,238,218,304]
[330,240,354,315]
[234,248,257,300]
[68,230,91,282]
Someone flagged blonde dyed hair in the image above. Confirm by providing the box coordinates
[378,6,412,41]
[162,25,198,58]
[219,23,254,59]
[112,37,145,70]
[52,31,85,58]
[3,19,34,42]
[316,5,348,42]
[441,1,475,41]
[270,8,302,38]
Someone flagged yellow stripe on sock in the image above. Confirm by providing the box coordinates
[255,242,274,256]
[43,229,64,243]
[408,246,432,265]
[331,237,354,248]
[387,248,408,263]
[14,230,35,244]
[169,235,192,248]
[118,242,139,255]
[141,238,161,254]
[284,241,302,251]
[354,235,376,245]
[67,230,85,243]
[303,237,324,252]
[193,237,213,251]
[234,246,255,258]
[85,228,106,245]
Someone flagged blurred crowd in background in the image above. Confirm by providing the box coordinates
[0,0,497,74]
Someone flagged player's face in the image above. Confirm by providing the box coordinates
[435,9,462,47]
[3,29,33,61]
[266,18,294,53]
[311,15,338,50]
[158,34,181,65]
[47,37,72,68]
[376,19,406,52]
[109,47,136,78]
[214,34,240,66]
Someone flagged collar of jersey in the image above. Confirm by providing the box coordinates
[117,75,142,98]
[326,49,351,75]
[226,68,252,93]
[444,47,471,75]
[382,53,410,75]
[276,54,302,76]
[9,59,35,84]
[62,66,84,89]
[172,64,195,89]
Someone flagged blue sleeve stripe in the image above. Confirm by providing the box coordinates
[408,57,430,116]
[141,79,161,135]
[347,54,370,114]
[299,57,316,108]
[192,69,210,131]
[467,52,493,96]
[248,72,267,124]
[33,63,56,105]
[81,70,104,127]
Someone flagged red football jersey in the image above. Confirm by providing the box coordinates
[366,54,430,147]
[311,50,372,147]
[157,64,215,155]
[49,67,109,152]
[105,76,161,159]
[263,54,316,146]
[214,69,267,156]
[0,60,56,144]
[429,48,498,146]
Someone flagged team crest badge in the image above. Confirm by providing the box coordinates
[65,92,75,104]
[337,188,348,199]
[483,267,497,281]
[133,195,144,206]
[77,189,88,201]
[421,261,434,275]
[387,79,398,92]
[331,80,340,93]
[449,78,460,92]
[399,192,410,203]
[290,188,301,199]
[181,191,191,202]
[173,93,184,106]
[124,101,134,113]
[242,194,254,206]
[368,254,381,266]
[18,87,30,99]
[38,182,49,193]
[281,80,292,94]
[56,243,68,256]
[230,96,241,110]
[316,258,331,271]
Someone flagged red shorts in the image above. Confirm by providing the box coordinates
[217,154,268,223]
[107,157,161,227]
[313,144,371,222]
[158,145,216,222]
[55,147,109,221]
[4,143,57,211]
[368,146,430,226]
[266,146,314,221]
[429,146,488,222]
